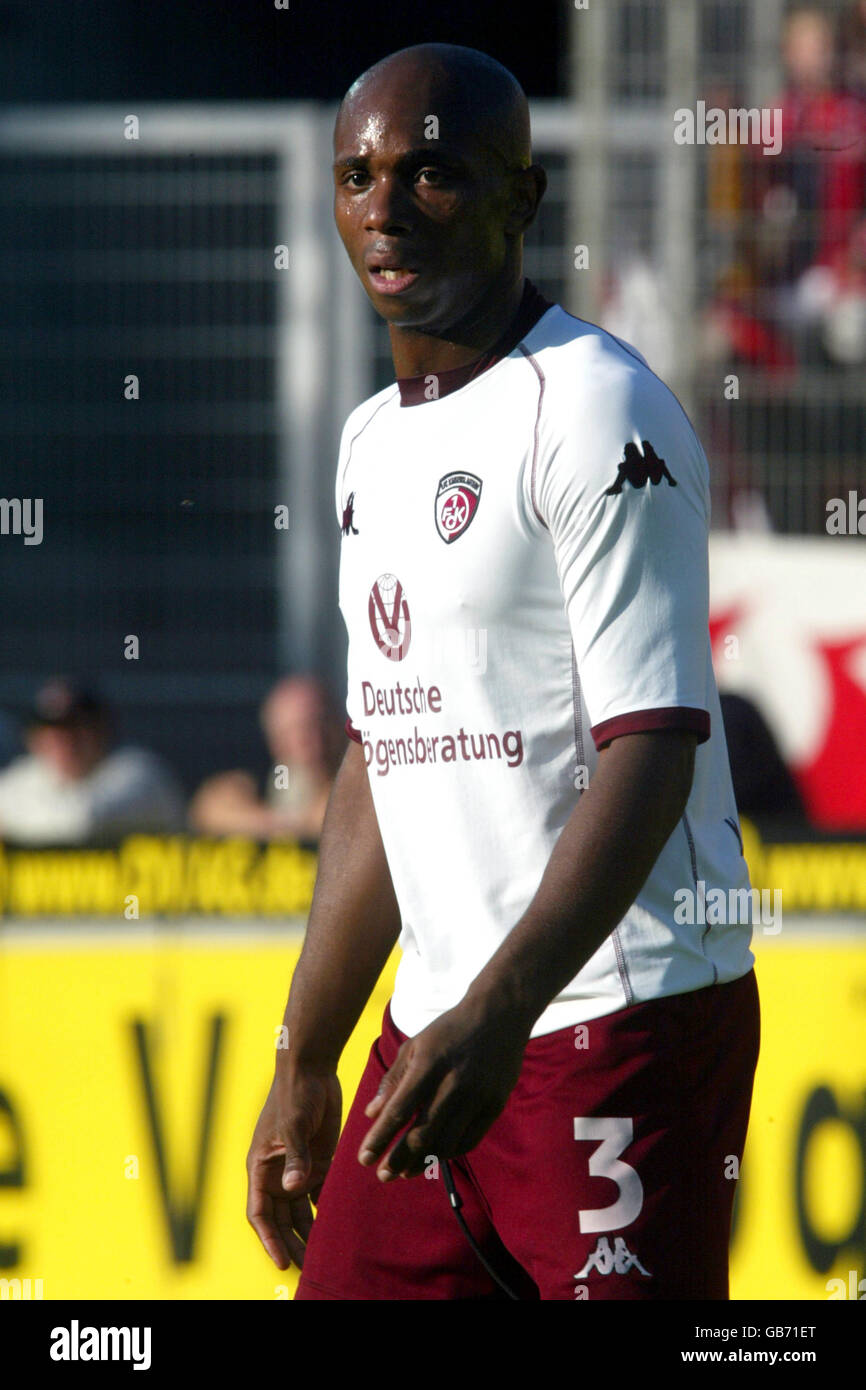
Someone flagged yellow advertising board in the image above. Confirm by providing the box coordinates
[0,825,864,921]
[0,924,864,1300]
[0,926,394,1300]
[730,932,866,1300]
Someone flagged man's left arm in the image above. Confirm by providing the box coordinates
[358,726,696,1179]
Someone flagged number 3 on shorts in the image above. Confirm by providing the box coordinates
[573,1117,644,1233]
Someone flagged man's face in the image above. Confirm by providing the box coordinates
[28,720,105,780]
[263,686,329,769]
[783,13,834,91]
[333,71,517,335]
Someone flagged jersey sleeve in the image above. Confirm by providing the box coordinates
[533,358,712,751]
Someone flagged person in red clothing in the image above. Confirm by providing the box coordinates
[705,6,866,374]
[774,7,865,272]
[754,5,866,356]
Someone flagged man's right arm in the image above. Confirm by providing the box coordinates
[283,736,402,1068]
[246,736,402,1269]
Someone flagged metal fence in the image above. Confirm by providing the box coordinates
[0,106,363,788]
[0,0,863,782]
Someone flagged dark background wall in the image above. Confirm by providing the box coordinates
[0,1,565,105]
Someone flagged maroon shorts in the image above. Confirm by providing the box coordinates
[295,969,760,1301]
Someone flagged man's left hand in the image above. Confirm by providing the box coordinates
[357,997,533,1180]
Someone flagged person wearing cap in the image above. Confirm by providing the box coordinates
[0,677,185,846]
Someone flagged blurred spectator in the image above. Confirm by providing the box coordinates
[704,6,866,372]
[0,677,185,845]
[189,674,343,842]
[778,9,862,262]
[840,0,866,98]
[755,6,866,349]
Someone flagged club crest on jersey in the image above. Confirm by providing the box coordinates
[368,573,411,662]
[435,472,482,544]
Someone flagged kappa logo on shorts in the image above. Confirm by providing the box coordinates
[435,472,482,543]
[368,573,411,662]
[604,440,677,495]
[575,1235,652,1279]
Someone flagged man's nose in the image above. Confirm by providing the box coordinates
[364,175,412,235]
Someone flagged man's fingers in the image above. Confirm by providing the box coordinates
[379,1081,470,1178]
[246,1187,292,1269]
[247,1180,314,1269]
[362,1043,412,1119]
[246,1124,315,1269]
[249,1221,292,1269]
[281,1195,314,1269]
[357,1059,441,1167]
[279,1111,314,1189]
[363,1091,386,1120]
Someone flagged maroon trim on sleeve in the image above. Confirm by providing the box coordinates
[591,706,711,751]
[345,716,363,744]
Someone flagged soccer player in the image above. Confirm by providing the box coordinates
[246,43,760,1301]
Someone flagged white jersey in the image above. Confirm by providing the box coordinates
[335,287,754,1038]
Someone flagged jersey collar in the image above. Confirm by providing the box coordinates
[396,279,553,407]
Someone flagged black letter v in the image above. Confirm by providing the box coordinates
[131,1014,226,1262]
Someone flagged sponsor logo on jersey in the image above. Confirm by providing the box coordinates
[341,490,358,535]
[435,471,482,543]
[604,440,677,495]
[368,573,411,662]
[575,1235,652,1278]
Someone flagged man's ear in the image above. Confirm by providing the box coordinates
[505,163,547,235]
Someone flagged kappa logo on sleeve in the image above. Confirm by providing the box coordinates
[435,472,482,543]
[604,441,678,495]
[341,491,359,535]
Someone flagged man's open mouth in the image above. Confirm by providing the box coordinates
[368,267,419,295]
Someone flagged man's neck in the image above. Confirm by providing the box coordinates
[388,272,526,379]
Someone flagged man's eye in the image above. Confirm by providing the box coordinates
[343,170,369,186]
[416,168,446,185]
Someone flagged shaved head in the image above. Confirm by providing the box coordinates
[337,44,532,171]
[332,43,545,371]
